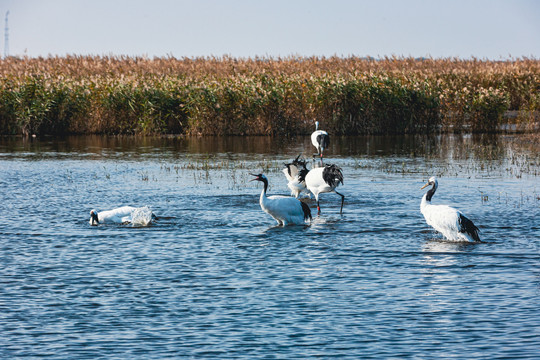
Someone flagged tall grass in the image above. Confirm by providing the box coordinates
[0,56,538,135]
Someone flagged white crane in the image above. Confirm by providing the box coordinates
[305,164,344,215]
[251,173,312,226]
[89,206,155,226]
[311,121,330,164]
[282,155,309,198]
[420,176,480,242]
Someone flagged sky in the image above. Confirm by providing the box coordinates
[1,0,539,59]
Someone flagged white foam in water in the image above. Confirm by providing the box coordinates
[130,206,154,227]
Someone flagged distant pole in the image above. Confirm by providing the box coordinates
[4,11,9,57]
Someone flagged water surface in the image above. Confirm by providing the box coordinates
[1,134,539,359]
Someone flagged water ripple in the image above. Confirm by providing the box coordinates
[0,135,539,359]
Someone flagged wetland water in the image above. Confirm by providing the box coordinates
[0,134,539,359]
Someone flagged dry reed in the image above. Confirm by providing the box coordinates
[0,56,538,136]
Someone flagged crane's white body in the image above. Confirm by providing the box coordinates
[287,178,307,198]
[90,206,154,226]
[305,167,333,198]
[311,121,330,163]
[421,199,475,242]
[282,159,309,198]
[284,174,307,198]
[420,177,480,242]
[252,174,311,226]
[259,192,309,226]
[311,130,329,154]
[305,165,344,214]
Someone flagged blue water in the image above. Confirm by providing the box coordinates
[0,135,539,359]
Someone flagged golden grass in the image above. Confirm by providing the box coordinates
[0,56,538,135]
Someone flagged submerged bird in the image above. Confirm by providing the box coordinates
[311,121,330,164]
[420,176,480,242]
[282,154,310,198]
[251,173,312,226]
[89,206,155,226]
[305,164,344,215]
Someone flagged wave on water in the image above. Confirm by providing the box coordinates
[131,206,154,227]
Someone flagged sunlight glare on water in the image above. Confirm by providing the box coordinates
[0,134,539,359]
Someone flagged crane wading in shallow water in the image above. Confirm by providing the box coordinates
[311,121,330,165]
[420,176,481,242]
[282,154,310,198]
[305,164,344,215]
[251,173,312,226]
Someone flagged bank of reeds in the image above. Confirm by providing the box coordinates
[0,56,538,136]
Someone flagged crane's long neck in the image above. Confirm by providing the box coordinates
[421,182,437,211]
[259,178,269,205]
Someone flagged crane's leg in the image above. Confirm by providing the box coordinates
[313,147,321,159]
[335,190,345,214]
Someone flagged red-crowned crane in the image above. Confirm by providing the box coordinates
[251,173,311,226]
[89,206,155,226]
[311,121,330,165]
[420,176,481,242]
[282,155,310,198]
[305,164,344,215]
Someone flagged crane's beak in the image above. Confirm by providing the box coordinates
[420,182,430,190]
[249,173,260,181]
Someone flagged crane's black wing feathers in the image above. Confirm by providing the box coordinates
[300,201,312,221]
[458,213,480,242]
[317,134,330,149]
[322,164,343,188]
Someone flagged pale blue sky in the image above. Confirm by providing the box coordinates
[1,0,539,59]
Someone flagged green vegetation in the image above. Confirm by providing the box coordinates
[0,56,538,136]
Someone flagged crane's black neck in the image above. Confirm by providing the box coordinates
[91,212,99,225]
[425,182,437,202]
[284,164,293,177]
[261,177,269,195]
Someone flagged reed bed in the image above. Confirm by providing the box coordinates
[0,56,538,136]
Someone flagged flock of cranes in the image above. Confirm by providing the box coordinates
[89,121,482,242]
[252,121,345,225]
